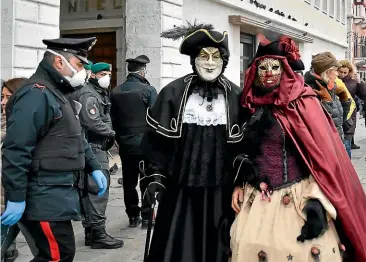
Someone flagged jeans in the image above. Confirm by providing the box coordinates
[344,139,352,158]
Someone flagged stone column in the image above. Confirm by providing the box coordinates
[125,0,162,89]
[125,0,183,91]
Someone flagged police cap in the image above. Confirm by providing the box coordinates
[91,62,112,73]
[126,55,150,65]
[43,37,97,64]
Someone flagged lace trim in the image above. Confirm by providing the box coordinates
[182,93,227,126]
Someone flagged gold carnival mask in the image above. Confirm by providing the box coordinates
[257,58,283,89]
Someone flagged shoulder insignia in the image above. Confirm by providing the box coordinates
[33,83,46,90]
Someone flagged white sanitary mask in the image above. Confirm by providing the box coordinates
[194,47,223,82]
[98,75,111,89]
[46,49,87,88]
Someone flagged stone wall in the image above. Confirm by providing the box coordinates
[1,0,60,80]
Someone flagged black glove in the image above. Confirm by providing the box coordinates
[297,199,328,242]
[102,137,115,151]
[140,173,167,207]
[139,161,167,207]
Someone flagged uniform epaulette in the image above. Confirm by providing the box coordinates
[33,83,46,90]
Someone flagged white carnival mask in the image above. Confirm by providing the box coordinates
[194,47,223,82]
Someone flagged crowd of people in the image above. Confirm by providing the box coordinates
[1,22,366,262]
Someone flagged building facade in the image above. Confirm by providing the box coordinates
[351,1,366,80]
[1,0,349,90]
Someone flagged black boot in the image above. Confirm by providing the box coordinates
[85,227,91,246]
[91,228,124,249]
[4,249,19,262]
[351,143,361,149]
[129,216,142,228]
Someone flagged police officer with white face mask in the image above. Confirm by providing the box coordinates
[2,37,109,262]
[73,62,122,249]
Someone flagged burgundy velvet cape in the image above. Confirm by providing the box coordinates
[242,55,366,261]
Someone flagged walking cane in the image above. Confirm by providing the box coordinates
[143,202,155,262]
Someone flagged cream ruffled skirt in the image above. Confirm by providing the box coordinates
[230,176,342,262]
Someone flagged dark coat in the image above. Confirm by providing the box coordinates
[1,60,101,221]
[110,73,157,156]
[341,76,366,139]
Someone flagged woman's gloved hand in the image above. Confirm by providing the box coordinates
[91,170,108,196]
[314,80,332,102]
[141,173,167,207]
[297,199,328,242]
[1,201,26,226]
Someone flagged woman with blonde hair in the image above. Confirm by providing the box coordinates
[338,59,366,154]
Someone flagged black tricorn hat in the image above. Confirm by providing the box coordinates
[250,35,304,71]
[161,21,230,58]
[43,37,97,64]
[126,55,150,64]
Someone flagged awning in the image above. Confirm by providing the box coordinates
[229,15,313,43]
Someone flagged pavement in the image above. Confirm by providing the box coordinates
[13,117,366,262]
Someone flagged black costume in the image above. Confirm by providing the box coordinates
[141,23,243,262]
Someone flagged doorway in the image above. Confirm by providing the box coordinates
[62,32,117,88]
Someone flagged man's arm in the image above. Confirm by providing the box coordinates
[142,86,158,107]
[356,82,366,103]
[2,87,53,202]
[78,93,115,137]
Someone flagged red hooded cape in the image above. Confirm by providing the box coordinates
[242,55,366,261]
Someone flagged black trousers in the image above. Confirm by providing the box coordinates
[120,154,149,219]
[22,220,75,262]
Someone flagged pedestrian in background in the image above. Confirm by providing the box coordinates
[1,77,38,262]
[74,62,123,249]
[110,55,157,228]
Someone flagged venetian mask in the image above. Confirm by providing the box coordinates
[257,58,283,89]
[195,47,223,82]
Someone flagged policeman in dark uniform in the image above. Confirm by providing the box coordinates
[74,62,123,249]
[110,55,157,228]
[1,38,109,262]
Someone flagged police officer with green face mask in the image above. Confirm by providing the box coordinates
[73,62,123,249]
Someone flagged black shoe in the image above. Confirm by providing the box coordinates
[91,228,124,249]
[141,218,155,229]
[85,227,91,246]
[129,216,142,228]
[351,144,361,150]
[4,249,19,262]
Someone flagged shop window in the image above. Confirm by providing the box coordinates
[315,0,321,9]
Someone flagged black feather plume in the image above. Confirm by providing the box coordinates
[161,20,214,40]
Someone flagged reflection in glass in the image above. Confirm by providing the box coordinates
[97,0,105,10]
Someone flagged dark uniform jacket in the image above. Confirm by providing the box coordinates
[1,60,101,221]
[342,76,366,139]
[73,79,115,170]
[110,73,157,156]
